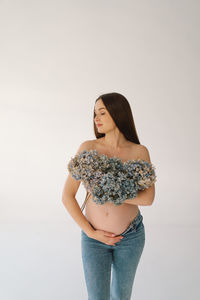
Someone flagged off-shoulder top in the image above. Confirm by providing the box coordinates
[67,149,157,207]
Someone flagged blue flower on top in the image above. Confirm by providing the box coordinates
[67,149,157,206]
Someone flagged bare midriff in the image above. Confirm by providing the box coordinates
[85,193,139,235]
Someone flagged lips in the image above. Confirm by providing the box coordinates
[97,124,103,127]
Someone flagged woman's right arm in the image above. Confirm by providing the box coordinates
[62,141,124,245]
[62,141,96,237]
[62,183,123,245]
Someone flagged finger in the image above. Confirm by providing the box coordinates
[115,236,123,241]
[104,232,116,237]
[107,242,115,246]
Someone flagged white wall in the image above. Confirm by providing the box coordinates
[0,1,199,299]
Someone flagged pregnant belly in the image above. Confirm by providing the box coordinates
[85,195,139,235]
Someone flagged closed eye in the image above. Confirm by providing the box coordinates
[94,113,105,116]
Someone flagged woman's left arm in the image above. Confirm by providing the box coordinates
[124,184,155,206]
[124,145,156,206]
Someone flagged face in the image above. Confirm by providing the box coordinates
[94,98,116,133]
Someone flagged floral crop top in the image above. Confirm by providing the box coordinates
[67,149,157,206]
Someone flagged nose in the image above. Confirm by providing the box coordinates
[95,115,100,122]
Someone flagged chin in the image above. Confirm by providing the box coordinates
[98,129,106,134]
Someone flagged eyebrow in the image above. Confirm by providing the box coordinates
[94,107,106,112]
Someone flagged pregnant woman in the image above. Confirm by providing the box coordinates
[62,92,157,300]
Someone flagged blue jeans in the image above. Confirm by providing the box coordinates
[81,209,145,300]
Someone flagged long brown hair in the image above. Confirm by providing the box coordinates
[93,92,140,144]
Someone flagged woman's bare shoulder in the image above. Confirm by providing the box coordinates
[135,144,151,163]
[75,139,95,154]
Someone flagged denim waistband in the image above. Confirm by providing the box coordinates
[87,209,143,235]
[120,209,143,235]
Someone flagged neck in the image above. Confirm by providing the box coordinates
[101,130,128,151]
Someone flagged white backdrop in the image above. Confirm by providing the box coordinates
[0,1,199,299]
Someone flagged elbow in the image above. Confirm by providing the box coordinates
[147,197,154,206]
[62,191,67,203]
[62,193,75,204]
[62,196,66,203]
[62,196,67,205]
[62,193,70,204]
[62,195,70,204]
[147,192,155,205]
